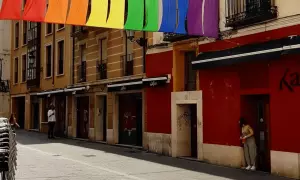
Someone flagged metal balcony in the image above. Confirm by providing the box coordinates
[77,61,87,83]
[96,59,107,80]
[225,0,277,28]
[121,54,134,76]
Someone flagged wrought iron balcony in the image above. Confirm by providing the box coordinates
[77,61,87,83]
[96,59,107,80]
[0,80,9,92]
[163,33,198,42]
[121,54,134,76]
[27,66,40,88]
[225,0,277,28]
[71,26,88,38]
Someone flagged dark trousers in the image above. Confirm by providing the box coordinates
[48,122,55,138]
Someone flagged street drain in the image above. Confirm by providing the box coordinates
[52,154,61,157]
[83,154,96,157]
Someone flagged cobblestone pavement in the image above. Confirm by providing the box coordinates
[15,130,291,180]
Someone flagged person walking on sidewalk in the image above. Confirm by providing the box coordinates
[47,104,56,139]
[9,113,20,132]
[239,117,257,171]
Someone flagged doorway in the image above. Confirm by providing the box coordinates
[14,97,25,129]
[118,93,143,146]
[96,95,107,141]
[190,104,198,158]
[76,96,89,139]
[176,104,198,158]
[240,94,271,172]
[55,96,66,137]
[31,97,39,130]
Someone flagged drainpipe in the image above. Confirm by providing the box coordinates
[142,31,146,73]
[72,28,75,85]
[52,25,56,86]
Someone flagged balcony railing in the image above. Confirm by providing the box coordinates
[71,26,88,38]
[77,61,87,83]
[121,54,134,76]
[225,0,277,28]
[0,80,9,92]
[96,59,107,80]
[163,33,198,42]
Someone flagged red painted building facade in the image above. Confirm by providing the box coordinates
[145,25,300,179]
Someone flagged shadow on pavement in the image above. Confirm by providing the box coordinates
[16,130,291,180]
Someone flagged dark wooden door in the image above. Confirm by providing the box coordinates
[190,104,198,158]
[55,96,66,137]
[17,97,25,129]
[119,93,142,146]
[77,96,89,139]
[32,102,39,129]
[256,96,271,172]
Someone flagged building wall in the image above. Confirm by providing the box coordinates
[146,51,173,133]
[10,20,27,95]
[40,24,72,90]
[73,29,146,84]
[0,18,11,117]
[10,21,72,130]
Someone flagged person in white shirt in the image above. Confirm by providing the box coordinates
[47,104,56,139]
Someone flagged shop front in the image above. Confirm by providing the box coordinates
[192,35,300,178]
[107,78,144,147]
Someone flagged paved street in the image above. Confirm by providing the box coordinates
[15,130,290,180]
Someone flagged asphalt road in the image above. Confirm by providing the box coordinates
[15,130,291,180]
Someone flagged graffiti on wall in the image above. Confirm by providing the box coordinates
[177,107,191,131]
[280,69,300,92]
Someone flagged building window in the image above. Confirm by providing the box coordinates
[46,23,53,35]
[46,45,52,77]
[80,44,86,62]
[27,49,37,80]
[15,22,19,49]
[97,38,107,80]
[22,54,27,82]
[184,51,196,91]
[57,40,64,75]
[14,57,19,84]
[23,21,27,45]
[57,24,65,30]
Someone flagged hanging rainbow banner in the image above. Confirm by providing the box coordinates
[0,0,219,38]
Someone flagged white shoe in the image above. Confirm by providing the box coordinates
[250,166,256,171]
[246,165,251,170]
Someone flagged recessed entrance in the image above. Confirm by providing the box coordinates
[118,93,143,146]
[241,94,271,172]
[171,91,203,160]
[95,95,107,141]
[76,96,89,139]
[31,96,39,130]
[176,104,198,158]
[12,96,25,129]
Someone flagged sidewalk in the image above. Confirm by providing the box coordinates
[16,130,292,180]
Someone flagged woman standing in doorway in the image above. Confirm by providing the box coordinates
[240,117,257,171]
